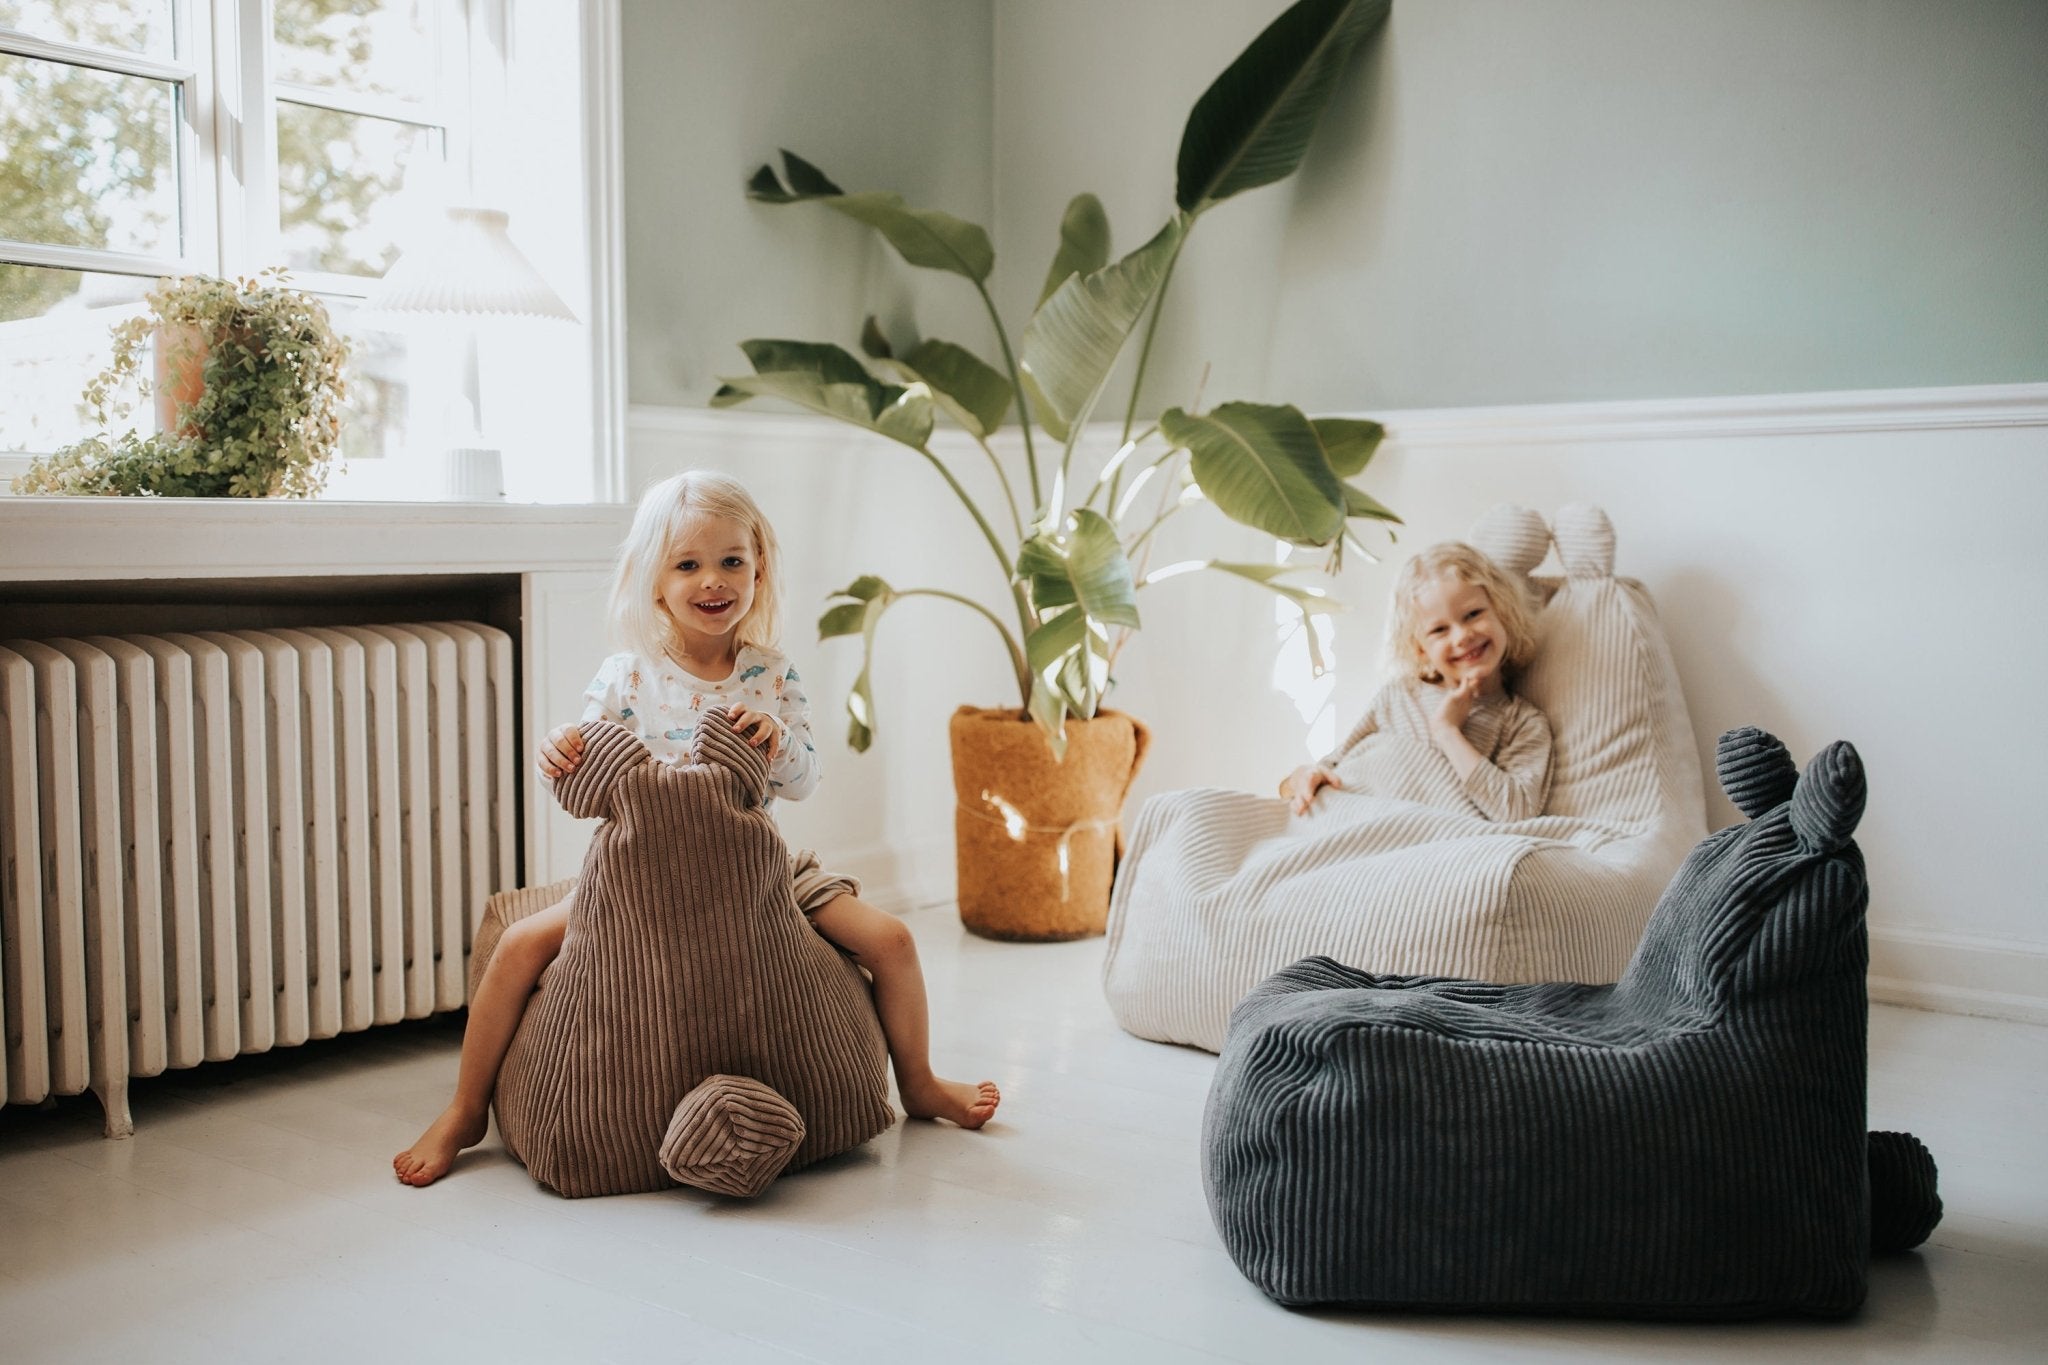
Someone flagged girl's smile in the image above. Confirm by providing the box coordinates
[1412,572,1506,694]
[657,513,759,670]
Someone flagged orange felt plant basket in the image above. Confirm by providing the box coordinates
[948,706,1150,941]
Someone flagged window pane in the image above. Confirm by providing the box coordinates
[276,102,438,277]
[0,266,152,455]
[272,0,436,102]
[0,0,176,58]
[329,303,411,464]
[0,53,179,256]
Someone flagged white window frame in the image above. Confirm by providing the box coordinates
[0,0,623,497]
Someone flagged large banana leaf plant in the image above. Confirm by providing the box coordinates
[715,0,1399,756]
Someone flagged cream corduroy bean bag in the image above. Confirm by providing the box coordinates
[1102,505,1708,1052]
[470,708,893,1198]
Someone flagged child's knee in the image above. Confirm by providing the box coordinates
[499,910,565,968]
[865,914,917,968]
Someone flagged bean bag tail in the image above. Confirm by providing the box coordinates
[661,1075,808,1199]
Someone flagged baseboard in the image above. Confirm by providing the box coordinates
[816,835,955,916]
[1868,927,2048,1026]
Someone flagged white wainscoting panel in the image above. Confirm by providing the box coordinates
[633,383,2048,1023]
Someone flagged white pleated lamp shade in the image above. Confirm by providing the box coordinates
[364,207,578,321]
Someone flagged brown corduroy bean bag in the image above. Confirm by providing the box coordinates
[469,709,893,1198]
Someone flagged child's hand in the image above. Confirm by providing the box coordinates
[1280,763,1343,814]
[538,723,584,779]
[1436,673,1483,735]
[728,706,783,760]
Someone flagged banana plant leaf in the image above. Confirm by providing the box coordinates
[1343,482,1399,522]
[859,318,1011,436]
[1027,676,1070,760]
[714,338,935,451]
[1016,508,1140,628]
[1020,216,1186,434]
[1038,193,1112,307]
[1310,415,1385,478]
[818,575,897,752]
[889,338,1012,437]
[1191,560,1341,675]
[1175,0,1392,215]
[1020,369,1071,444]
[1159,401,1348,546]
[748,150,994,283]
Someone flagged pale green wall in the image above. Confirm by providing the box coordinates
[624,0,2047,414]
[622,0,995,408]
[994,0,2048,411]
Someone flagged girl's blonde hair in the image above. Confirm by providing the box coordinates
[1387,541,1540,685]
[608,470,782,661]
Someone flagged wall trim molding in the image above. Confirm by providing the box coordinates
[1371,381,2048,447]
[629,380,2048,470]
[1868,927,2048,1027]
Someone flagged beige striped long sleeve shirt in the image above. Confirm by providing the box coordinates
[1320,676,1554,823]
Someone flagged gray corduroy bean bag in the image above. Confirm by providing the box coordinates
[471,709,893,1199]
[1203,727,1940,1317]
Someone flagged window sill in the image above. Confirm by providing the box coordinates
[0,497,630,581]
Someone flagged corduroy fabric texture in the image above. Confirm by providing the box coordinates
[659,1075,807,1198]
[483,709,893,1198]
[1201,727,1941,1318]
[1103,504,1708,1052]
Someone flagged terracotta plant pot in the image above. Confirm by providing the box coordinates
[152,322,208,438]
[947,706,1150,941]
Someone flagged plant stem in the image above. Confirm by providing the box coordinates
[898,588,1030,700]
[1092,422,1160,514]
[974,279,1041,512]
[916,445,1015,582]
[1117,232,1187,445]
[973,433,1025,540]
[1110,452,1190,674]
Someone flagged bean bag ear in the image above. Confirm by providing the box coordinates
[1717,727,1799,818]
[692,704,769,806]
[552,720,652,820]
[1552,504,1616,579]
[487,701,893,1198]
[1203,728,1907,1317]
[1791,741,1867,854]
[1468,504,1551,577]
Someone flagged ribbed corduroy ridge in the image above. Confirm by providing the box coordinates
[1200,728,1940,1318]
[482,709,892,1198]
[1868,1131,1941,1253]
[660,1074,806,1198]
[1104,505,1710,1052]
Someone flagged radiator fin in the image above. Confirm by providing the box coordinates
[0,623,517,1135]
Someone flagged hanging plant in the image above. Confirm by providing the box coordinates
[12,269,351,498]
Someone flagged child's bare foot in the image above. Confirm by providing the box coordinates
[392,1104,488,1186]
[901,1076,1001,1129]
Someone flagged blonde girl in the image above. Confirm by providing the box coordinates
[395,472,998,1186]
[1281,541,1553,822]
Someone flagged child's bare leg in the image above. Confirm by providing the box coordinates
[808,894,999,1129]
[393,897,570,1185]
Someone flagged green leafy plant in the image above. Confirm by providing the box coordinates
[717,0,1399,754]
[12,270,351,498]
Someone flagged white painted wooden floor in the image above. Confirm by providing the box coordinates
[2,903,2043,1363]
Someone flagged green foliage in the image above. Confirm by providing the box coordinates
[11,271,352,498]
[1,0,391,317]
[717,0,1401,752]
